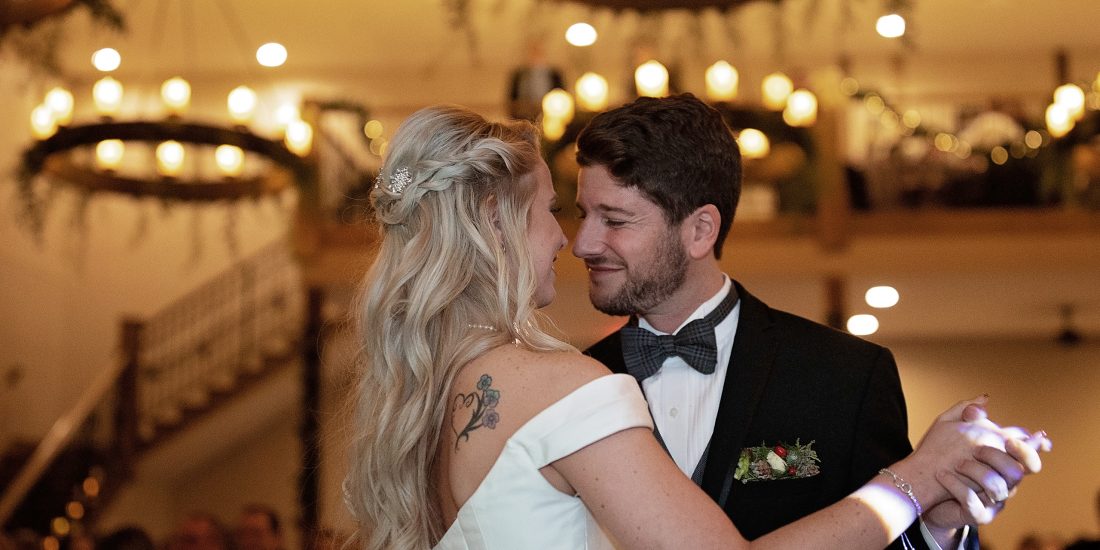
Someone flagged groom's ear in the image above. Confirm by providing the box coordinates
[683,204,720,260]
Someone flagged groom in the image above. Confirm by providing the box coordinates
[572,94,1030,548]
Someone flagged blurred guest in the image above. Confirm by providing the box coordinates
[234,505,282,550]
[64,533,94,550]
[1066,488,1100,550]
[1016,532,1065,550]
[171,513,226,550]
[0,531,16,550]
[97,527,154,550]
[5,529,39,550]
[507,40,563,122]
[308,528,348,550]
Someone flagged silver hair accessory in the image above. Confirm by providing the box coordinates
[375,166,412,194]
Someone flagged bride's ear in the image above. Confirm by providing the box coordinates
[486,194,506,249]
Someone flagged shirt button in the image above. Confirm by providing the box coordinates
[669,407,679,418]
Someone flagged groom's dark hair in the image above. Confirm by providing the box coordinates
[575,93,742,258]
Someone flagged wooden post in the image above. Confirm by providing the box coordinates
[825,276,846,331]
[115,319,143,479]
[298,287,323,549]
[812,107,851,252]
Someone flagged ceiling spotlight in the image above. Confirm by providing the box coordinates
[865,286,899,308]
[565,23,598,47]
[92,48,121,72]
[847,314,879,336]
[256,42,288,67]
[876,14,906,38]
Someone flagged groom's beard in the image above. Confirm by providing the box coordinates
[589,228,687,317]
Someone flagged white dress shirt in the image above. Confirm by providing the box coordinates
[637,276,736,477]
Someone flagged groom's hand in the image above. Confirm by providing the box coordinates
[922,412,1050,547]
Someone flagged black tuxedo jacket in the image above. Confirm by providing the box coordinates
[586,281,937,547]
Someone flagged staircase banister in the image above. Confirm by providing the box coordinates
[0,348,129,524]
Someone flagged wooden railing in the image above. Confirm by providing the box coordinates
[0,240,305,527]
[0,354,125,525]
[123,241,304,452]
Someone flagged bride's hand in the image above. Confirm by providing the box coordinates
[891,396,1014,509]
[933,431,1050,526]
[924,402,1051,528]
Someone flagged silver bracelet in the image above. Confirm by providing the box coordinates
[879,467,923,516]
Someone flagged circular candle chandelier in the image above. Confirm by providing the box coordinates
[22,120,309,201]
[15,0,313,235]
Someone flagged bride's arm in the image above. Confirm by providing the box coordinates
[551,397,1048,550]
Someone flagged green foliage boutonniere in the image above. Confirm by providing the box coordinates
[734,439,821,483]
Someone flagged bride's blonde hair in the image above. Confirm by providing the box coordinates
[346,105,572,550]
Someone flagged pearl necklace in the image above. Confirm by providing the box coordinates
[467,323,499,332]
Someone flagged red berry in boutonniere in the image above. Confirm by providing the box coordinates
[788,466,797,476]
[774,445,788,458]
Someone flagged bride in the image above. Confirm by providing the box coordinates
[344,105,1049,550]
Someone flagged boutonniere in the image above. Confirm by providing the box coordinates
[734,439,821,483]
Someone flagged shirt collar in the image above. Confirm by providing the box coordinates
[638,275,733,336]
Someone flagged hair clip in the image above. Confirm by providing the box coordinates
[388,167,412,193]
[374,165,413,194]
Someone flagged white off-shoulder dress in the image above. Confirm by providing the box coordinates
[434,374,653,550]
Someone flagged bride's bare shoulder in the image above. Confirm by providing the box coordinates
[441,346,618,516]
[455,345,612,419]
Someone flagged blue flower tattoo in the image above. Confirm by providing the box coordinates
[452,374,502,450]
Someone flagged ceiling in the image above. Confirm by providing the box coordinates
[33,0,1100,99]
[7,0,1100,344]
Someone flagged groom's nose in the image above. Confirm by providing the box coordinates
[571,216,602,259]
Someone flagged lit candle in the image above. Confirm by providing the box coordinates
[635,60,669,98]
[215,145,245,177]
[227,86,258,124]
[542,88,575,122]
[156,141,185,177]
[575,72,609,111]
[161,77,192,115]
[705,61,738,102]
[285,119,313,156]
[95,139,125,171]
[45,87,74,126]
[783,89,818,127]
[761,72,793,111]
[93,77,124,117]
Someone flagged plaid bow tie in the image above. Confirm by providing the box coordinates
[621,288,738,383]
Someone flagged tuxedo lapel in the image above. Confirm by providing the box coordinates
[700,282,780,506]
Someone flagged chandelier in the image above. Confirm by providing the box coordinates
[15,0,313,235]
[550,0,768,10]
[534,0,929,150]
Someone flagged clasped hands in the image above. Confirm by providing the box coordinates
[912,395,1053,542]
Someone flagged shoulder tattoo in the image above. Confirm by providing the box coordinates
[451,374,501,450]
